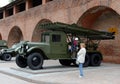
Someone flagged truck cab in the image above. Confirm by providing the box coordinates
[41,31,70,59]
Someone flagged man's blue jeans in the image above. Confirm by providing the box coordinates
[79,63,83,76]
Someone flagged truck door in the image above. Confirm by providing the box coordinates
[50,32,67,57]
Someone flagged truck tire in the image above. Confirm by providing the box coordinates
[27,53,43,70]
[90,54,102,66]
[16,55,27,68]
[72,59,78,66]
[83,54,90,67]
[3,54,12,61]
[0,56,2,60]
[59,59,72,66]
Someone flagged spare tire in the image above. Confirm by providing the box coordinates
[90,54,102,66]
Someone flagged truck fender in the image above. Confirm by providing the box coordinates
[27,47,47,59]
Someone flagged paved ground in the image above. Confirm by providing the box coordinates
[0,58,120,84]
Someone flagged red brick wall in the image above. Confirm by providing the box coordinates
[92,11,120,63]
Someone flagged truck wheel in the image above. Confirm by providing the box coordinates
[0,56,3,60]
[3,54,12,61]
[27,53,43,70]
[83,54,90,67]
[0,55,4,60]
[16,55,27,68]
[72,59,78,66]
[59,59,72,66]
[90,54,102,66]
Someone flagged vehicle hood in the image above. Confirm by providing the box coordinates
[27,42,49,47]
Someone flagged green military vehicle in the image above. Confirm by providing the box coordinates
[15,22,115,70]
[0,40,9,60]
[0,40,8,50]
[0,41,28,61]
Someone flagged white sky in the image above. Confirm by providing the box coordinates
[0,0,10,7]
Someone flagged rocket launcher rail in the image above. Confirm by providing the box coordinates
[39,22,115,40]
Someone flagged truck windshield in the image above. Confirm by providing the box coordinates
[41,34,50,43]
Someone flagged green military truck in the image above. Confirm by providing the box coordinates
[15,22,115,70]
[0,41,28,61]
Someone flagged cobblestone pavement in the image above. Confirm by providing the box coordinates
[0,58,120,84]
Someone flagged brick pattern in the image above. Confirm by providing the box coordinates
[92,10,120,63]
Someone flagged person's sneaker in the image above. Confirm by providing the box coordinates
[79,76,83,78]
